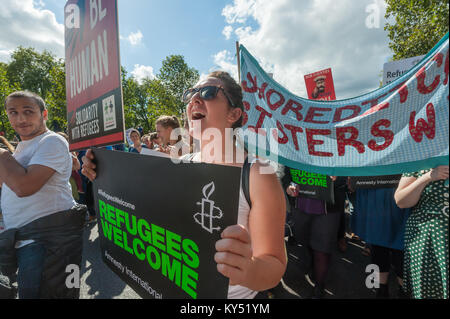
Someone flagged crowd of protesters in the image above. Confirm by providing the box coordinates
[0,71,448,300]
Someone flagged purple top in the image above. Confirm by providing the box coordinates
[297,197,326,215]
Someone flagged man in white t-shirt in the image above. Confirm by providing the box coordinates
[0,91,78,298]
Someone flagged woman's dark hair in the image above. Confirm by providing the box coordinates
[208,71,243,128]
[5,91,46,112]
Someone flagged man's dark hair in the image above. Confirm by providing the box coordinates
[149,132,158,141]
[5,91,46,112]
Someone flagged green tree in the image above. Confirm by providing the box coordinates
[157,55,199,115]
[45,60,67,132]
[6,46,59,98]
[385,0,449,60]
[0,63,20,140]
[144,78,180,130]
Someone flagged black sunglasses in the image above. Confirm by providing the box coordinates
[182,86,236,108]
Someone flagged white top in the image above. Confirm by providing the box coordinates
[226,180,258,299]
[1,130,76,246]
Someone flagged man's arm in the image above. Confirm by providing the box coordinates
[0,149,55,197]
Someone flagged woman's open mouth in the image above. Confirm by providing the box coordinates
[191,111,206,120]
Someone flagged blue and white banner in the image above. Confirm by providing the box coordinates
[239,33,449,176]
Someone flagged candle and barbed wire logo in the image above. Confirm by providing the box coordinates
[194,182,223,234]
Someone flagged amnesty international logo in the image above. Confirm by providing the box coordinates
[194,182,223,234]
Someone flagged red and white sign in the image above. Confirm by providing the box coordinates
[304,68,336,101]
[65,0,124,151]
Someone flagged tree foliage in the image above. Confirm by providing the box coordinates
[157,55,199,115]
[0,63,19,139]
[385,0,449,60]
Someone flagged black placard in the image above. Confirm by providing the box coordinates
[349,175,402,189]
[289,169,334,203]
[92,149,241,299]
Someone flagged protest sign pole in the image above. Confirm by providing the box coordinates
[236,41,241,83]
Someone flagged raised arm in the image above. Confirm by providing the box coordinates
[0,148,55,197]
[395,165,449,209]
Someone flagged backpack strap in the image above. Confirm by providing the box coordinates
[241,157,251,208]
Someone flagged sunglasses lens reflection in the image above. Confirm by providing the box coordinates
[200,86,219,100]
[183,86,220,103]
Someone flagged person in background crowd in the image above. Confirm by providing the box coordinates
[112,143,127,152]
[286,173,347,298]
[349,182,411,299]
[82,71,287,299]
[395,165,449,299]
[141,134,152,149]
[0,91,85,299]
[128,128,147,154]
[149,132,161,149]
[154,115,184,155]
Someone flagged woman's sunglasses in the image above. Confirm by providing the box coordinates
[182,86,236,108]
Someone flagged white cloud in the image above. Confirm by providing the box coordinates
[222,25,234,40]
[218,0,392,99]
[0,0,64,62]
[131,64,155,84]
[222,0,257,24]
[121,30,144,46]
[212,50,239,81]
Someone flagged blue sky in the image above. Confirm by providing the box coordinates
[0,0,396,99]
[42,0,248,77]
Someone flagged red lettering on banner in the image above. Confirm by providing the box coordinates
[361,93,388,108]
[242,101,251,126]
[273,120,289,144]
[242,72,258,93]
[258,83,268,100]
[416,53,443,95]
[284,124,304,151]
[409,103,436,142]
[281,99,303,121]
[248,105,272,136]
[333,105,361,123]
[388,81,409,104]
[361,102,389,116]
[336,127,365,156]
[266,89,285,111]
[242,111,248,126]
[444,49,449,86]
[368,119,394,151]
[305,129,333,157]
[304,107,332,124]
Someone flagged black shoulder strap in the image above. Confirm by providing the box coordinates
[242,157,251,208]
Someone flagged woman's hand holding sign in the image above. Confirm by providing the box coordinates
[215,225,253,286]
[81,149,97,181]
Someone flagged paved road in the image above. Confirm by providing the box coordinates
[79,220,392,299]
[80,222,141,299]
